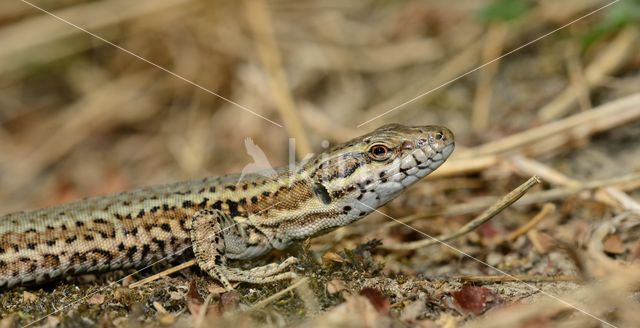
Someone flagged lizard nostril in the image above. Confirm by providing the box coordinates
[435,132,444,141]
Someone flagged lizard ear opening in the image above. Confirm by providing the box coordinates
[313,183,332,205]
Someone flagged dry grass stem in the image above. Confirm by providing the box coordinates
[244,0,311,156]
[381,176,540,250]
[472,22,508,133]
[129,259,197,289]
[538,26,639,121]
[507,203,556,241]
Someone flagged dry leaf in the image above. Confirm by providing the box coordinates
[87,293,105,305]
[452,284,499,315]
[322,251,346,263]
[22,291,37,303]
[359,288,390,315]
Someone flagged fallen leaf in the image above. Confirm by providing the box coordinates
[87,293,105,305]
[359,288,390,315]
[322,251,346,264]
[452,284,499,315]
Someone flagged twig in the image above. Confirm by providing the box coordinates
[129,259,196,289]
[381,176,540,250]
[433,93,640,177]
[472,22,508,132]
[457,274,578,283]
[0,0,196,74]
[509,155,579,187]
[374,173,640,233]
[249,277,309,311]
[507,203,556,241]
[244,0,311,157]
[538,26,639,121]
[511,154,640,213]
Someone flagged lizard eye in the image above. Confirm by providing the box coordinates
[368,144,391,161]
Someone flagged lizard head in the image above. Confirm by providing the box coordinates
[308,123,454,216]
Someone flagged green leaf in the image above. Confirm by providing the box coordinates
[478,0,532,22]
[582,0,640,50]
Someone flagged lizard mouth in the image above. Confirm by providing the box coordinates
[416,142,455,170]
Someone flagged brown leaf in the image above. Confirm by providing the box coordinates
[603,234,625,254]
[452,284,498,315]
[359,288,390,315]
[322,251,346,264]
[87,293,105,305]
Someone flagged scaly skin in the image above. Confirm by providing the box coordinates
[0,124,454,289]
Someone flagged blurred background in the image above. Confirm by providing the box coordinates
[2,0,640,326]
[0,0,638,212]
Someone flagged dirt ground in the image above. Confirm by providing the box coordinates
[1,0,639,327]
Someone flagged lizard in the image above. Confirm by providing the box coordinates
[0,123,454,290]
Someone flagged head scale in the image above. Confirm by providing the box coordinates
[308,123,454,216]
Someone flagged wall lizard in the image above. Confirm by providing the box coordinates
[0,124,454,290]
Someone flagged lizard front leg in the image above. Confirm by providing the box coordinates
[190,209,298,290]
